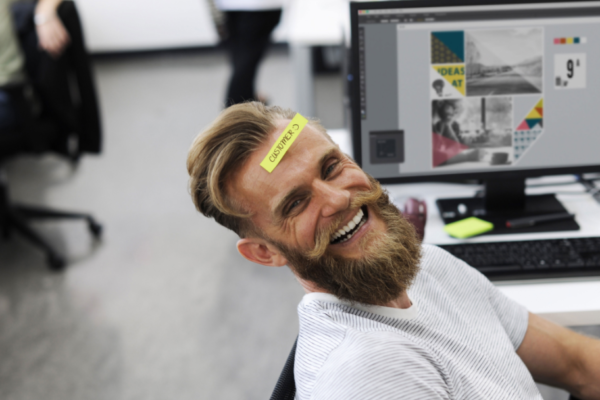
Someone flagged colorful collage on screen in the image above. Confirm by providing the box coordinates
[431,28,544,169]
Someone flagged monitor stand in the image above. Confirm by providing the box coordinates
[436,177,580,235]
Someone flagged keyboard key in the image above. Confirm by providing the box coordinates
[477,265,522,274]
[522,263,536,271]
[568,260,585,268]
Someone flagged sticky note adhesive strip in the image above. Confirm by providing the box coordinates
[260,113,308,173]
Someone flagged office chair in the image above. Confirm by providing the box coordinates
[0,1,102,271]
[269,337,297,400]
[269,338,583,400]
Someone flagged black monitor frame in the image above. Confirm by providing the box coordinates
[349,0,600,234]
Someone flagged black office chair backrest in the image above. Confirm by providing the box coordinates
[269,337,297,400]
[11,0,101,157]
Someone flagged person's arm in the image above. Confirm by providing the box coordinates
[433,121,442,135]
[517,312,600,399]
[448,121,461,143]
[34,0,70,58]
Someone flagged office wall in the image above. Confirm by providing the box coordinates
[75,0,288,53]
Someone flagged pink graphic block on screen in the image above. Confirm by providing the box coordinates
[432,133,470,167]
[554,38,561,44]
[516,120,530,130]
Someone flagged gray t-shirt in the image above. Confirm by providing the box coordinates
[295,244,540,400]
[0,0,25,87]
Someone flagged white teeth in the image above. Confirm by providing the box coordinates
[354,209,364,223]
[338,219,365,243]
[331,208,366,243]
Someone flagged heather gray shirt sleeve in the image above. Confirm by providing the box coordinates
[485,273,530,350]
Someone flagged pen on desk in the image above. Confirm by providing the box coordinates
[506,212,575,229]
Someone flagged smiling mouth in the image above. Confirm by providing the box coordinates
[330,206,368,245]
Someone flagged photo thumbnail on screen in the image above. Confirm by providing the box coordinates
[430,28,544,170]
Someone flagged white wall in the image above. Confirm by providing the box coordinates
[75,0,219,52]
[75,0,289,53]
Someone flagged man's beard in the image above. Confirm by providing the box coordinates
[271,176,422,306]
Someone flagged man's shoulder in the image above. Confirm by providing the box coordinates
[419,244,479,278]
[295,298,450,400]
[306,330,450,400]
[412,244,491,308]
[419,244,461,274]
[295,297,401,399]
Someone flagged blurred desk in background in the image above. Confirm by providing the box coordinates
[76,0,218,52]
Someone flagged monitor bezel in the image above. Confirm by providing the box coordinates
[350,0,600,185]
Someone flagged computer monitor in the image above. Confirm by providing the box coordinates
[350,0,600,234]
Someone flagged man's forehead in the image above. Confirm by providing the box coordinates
[231,121,337,213]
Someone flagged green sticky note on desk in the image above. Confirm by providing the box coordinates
[444,217,494,238]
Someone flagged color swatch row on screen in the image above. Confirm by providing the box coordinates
[554,37,587,44]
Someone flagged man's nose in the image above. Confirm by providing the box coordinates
[313,180,350,218]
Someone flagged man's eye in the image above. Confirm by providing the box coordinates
[289,199,302,211]
[324,162,338,178]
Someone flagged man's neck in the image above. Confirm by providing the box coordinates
[297,277,412,310]
[382,291,412,309]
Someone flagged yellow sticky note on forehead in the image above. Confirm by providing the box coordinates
[260,113,308,173]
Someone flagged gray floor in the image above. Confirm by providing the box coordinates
[0,48,596,400]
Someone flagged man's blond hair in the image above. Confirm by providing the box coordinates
[187,102,328,237]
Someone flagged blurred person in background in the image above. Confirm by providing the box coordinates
[213,0,282,107]
[1,0,100,155]
[0,0,68,134]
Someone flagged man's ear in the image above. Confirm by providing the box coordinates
[237,238,289,267]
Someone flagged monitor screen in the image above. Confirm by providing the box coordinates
[351,0,600,183]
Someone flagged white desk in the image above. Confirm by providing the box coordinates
[328,129,600,327]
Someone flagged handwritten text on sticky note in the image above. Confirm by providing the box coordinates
[260,113,308,173]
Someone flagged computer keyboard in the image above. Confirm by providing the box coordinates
[439,237,600,281]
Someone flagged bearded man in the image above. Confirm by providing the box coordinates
[187,102,600,400]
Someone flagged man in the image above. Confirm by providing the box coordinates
[213,0,282,107]
[187,102,600,399]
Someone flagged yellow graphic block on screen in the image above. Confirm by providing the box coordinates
[432,64,465,96]
[526,108,542,119]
